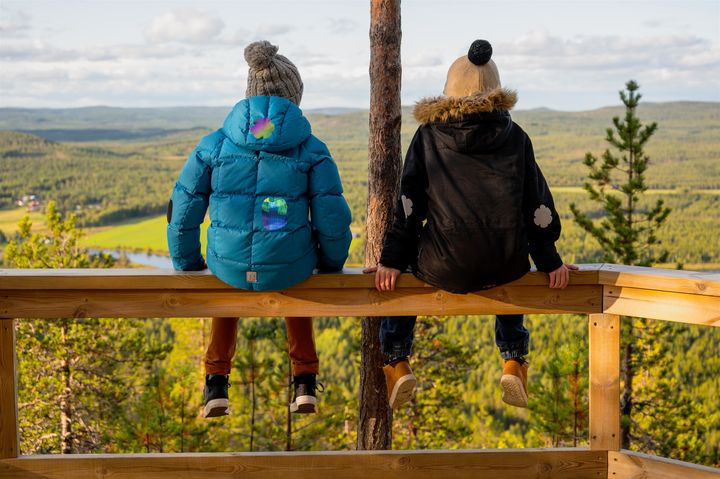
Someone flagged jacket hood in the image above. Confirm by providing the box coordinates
[413,88,517,124]
[223,96,311,152]
[414,89,517,153]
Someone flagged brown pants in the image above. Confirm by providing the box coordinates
[204,317,319,376]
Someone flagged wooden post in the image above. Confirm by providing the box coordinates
[588,313,620,450]
[0,318,19,458]
[358,0,402,451]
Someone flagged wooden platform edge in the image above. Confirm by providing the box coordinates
[608,450,720,478]
[0,448,607,479]
[598,264,720,297]
[0,285,603,318]
[603,286,720,327]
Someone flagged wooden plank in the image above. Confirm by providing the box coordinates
[0,449,607,479]
[599,264,720,296]
[0,285,603,318]
[0,319,18,459]
[603,286,720,327]
[0,267,601,290]
[588,314,620,451]
[608,450,720,478]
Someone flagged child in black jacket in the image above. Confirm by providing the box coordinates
[367,40,576,409]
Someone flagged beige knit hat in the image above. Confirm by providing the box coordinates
[244,41,304,105]
[443,40,501,97]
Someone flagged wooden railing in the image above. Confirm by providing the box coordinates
[0,264,718,478]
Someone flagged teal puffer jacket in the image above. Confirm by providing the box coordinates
[167,96,352,291]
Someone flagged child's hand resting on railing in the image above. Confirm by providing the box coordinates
[548,264,579,289]
[365,263,579,291]
[363,264,402,291]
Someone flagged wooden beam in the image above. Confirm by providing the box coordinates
[588,313,620,451]
[0,285,602,318]
[0,449,607,479]
[603,286,720,327]
[608,450,720,478]
[0,267,601,290]
[0,319,18,459]
[599,264,720,296]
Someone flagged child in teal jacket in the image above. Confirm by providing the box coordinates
[167,41,352,417]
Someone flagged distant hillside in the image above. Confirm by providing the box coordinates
[0,106,230,131]
[0,130,181,224]
[1,100,718,229]
[1,100,716,130]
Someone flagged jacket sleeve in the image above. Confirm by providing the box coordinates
[166,136,217,271]
[308,143,352,272]
[379,128,429,271]
[522,135,563,272]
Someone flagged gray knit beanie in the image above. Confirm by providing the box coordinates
[244,41,304,105]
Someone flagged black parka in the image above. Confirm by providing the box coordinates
[379,89,563,293]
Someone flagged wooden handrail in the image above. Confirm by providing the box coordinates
[0,266,602,289]
[1,263,719,478]
[0,267,606,318]
[2,263,718,295]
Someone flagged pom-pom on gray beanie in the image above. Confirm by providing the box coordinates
[245,40,304,106]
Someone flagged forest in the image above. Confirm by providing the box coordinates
[0,101,718,465]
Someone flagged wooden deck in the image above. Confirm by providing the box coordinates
[1,264,719,478]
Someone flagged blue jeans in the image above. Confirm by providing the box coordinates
[380,315,529,363]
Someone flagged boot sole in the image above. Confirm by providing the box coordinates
[501,374,528,408]
[389,373,417,409]
[204,398,230,418]
[290,395,317,414]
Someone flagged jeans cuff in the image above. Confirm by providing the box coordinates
[382,342,413,364]
[499,340,529,360]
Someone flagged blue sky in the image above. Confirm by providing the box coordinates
[1,0,718,111]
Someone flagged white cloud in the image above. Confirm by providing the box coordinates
[255,24,295,37]
[326,18,358,35]
[404,52,444,68]
[145,9,224,44]
[0,40,195,62]
[0,6,30,37]
[497,31,714,72]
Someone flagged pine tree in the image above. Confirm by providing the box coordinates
[529,343,588,447]
[391,316,477,449]
[569,82,705,458]
[5,202,169,453]
[360,0,402,450]
[570,80,670,267]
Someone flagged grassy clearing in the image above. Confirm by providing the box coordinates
[0,207,46,236]
[82,215,361,256]
[81,215,207,253]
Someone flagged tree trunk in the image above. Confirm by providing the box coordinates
[59,320,73,454]
[620,317,634,448]
[572,358,579,447]
[358,0,402,451]
[286,357,292,451]
[249,340,256,452]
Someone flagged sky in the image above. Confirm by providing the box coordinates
[1,0,719,111]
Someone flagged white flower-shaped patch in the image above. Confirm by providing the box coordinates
[401,195,413,218]
[534,204,553,228]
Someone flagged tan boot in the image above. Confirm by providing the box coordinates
[383,360,417,409]
[501,359,529,408]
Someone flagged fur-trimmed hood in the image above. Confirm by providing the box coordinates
[413,88,517,124]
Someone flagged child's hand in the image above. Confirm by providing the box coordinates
[364,264,402,291]
[548,263,579,289]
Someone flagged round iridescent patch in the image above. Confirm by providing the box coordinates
[250,117,275,139]
[262,197,288,231]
